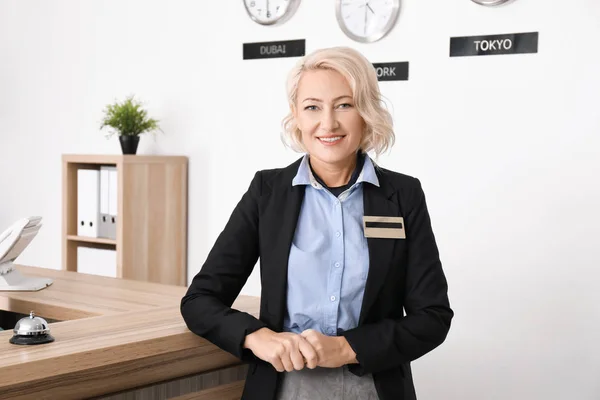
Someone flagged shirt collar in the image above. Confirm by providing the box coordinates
[292,153,380,188]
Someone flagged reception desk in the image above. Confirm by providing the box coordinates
[0,265,258,399]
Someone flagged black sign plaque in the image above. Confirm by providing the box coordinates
[372,62,409,81]
[450,32,538,57]
[243,39,305,60]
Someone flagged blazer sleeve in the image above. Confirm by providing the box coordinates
[180,171,267,362]
[341,178,454,376]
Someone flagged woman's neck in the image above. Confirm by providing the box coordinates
[309,154,358,188]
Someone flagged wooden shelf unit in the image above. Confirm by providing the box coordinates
[62,154,188,286]
[66,235,117,245]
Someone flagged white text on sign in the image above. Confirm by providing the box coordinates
[260,45,286,55]
[375,66,396,78]
[474,39,513,52]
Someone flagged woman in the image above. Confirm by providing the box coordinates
[181,46,453,400]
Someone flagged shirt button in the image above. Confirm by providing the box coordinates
[335,231,341,237]
[334,200,340,206]
[328,328,335,335]
[330,295,336,302]
[334,262,340,268]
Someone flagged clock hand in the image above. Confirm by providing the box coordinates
[367,3,375,14]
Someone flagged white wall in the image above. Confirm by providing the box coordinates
[1,1,599,399]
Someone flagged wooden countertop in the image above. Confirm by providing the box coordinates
[0,265,259,400]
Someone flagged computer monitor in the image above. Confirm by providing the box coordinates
[0,217,53,291]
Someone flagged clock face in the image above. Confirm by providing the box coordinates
[471,0,511,5]
[336,0,401,43]
[244,0,301,26]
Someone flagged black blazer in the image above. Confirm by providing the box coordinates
[181,157,453,400]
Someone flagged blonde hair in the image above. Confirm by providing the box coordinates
[281,46,395,157]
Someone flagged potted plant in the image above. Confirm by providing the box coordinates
[100,95,162,155]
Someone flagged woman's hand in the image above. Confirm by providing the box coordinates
[244,328,318,372]
[300,329,358,368]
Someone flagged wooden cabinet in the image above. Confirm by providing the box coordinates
[62,154,188,286]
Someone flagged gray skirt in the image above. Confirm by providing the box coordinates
[275,365,379,400]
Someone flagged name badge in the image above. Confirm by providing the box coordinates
[363,216,406,239]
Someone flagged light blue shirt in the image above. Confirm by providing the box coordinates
[283,154,380,336]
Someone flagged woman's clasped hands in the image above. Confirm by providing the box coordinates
[243,327,357,372]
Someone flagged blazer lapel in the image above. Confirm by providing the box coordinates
[261,160,305,330]
[359,174,399,325]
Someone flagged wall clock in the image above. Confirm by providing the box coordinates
[336,0,401,43]
[244,0,302,26]
[471,0,512,6]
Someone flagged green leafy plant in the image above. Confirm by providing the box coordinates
[100,95,162,137]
